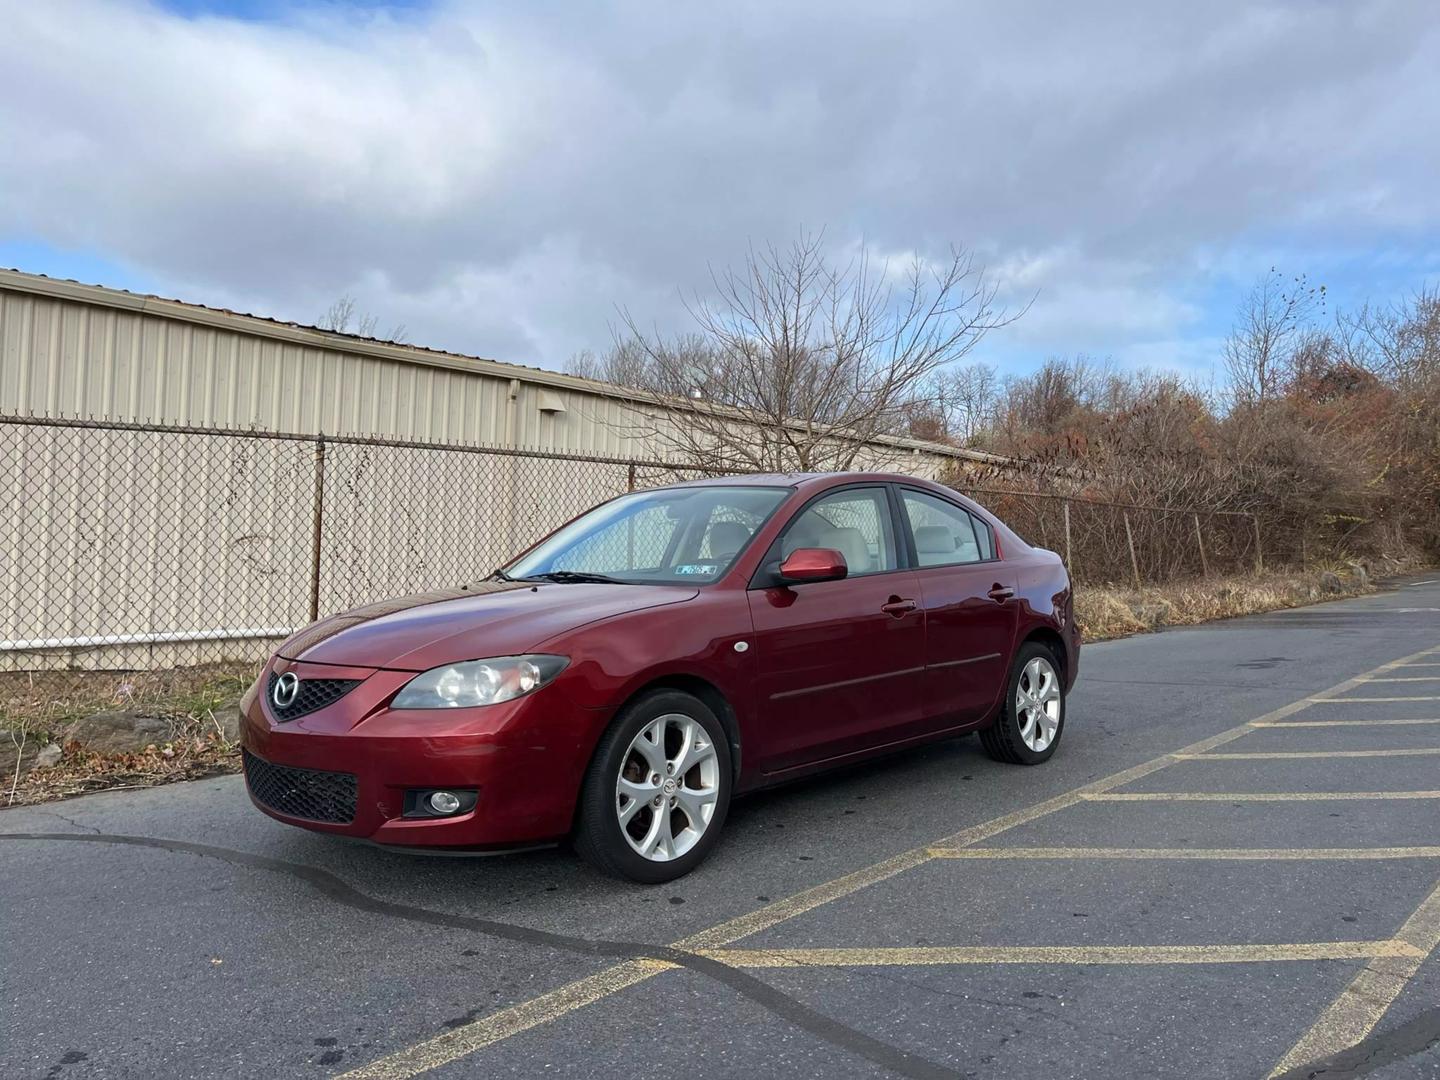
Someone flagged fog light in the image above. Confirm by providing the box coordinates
[428,790,463,815]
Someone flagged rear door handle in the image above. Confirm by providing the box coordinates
[987,585,1015,602]
[881,597,918,617]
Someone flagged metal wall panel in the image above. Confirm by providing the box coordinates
[0,271,989,472]
[1,288,667,458]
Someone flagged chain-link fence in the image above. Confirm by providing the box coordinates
[2,414,1281,720]
[0,416,705,719]
[947,484,1267,587]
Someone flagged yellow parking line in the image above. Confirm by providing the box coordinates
[673,848,934,951]
[1269,876,1440,1077]
[1250,718,1440,726]
[1310,695,1440,702]
[700,941,1422,969]
[919,669,1366,853]
[338,641,1440,1080]
[1083,791,1440,802]
[927,846,1440,860]
[338,960,676,1080]
[1176,748,1440,760]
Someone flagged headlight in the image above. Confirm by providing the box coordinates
[392,655,569,709]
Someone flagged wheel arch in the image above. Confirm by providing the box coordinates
[1019,626,1068,681]
[605,674,743,784]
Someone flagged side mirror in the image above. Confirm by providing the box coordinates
[777,547,848,584]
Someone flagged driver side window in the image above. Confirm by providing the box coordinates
[779,488,898,576]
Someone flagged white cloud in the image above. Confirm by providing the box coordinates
[2,0,1438,370]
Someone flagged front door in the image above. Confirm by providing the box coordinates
[746,486,927,772]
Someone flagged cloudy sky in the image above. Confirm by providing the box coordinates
[3,0,1438,382]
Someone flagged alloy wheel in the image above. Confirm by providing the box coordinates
[1015,655,1061,752]
[615,713,720,861]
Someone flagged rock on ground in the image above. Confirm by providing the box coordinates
[59,711,175,754]
[207,703,242,744]
[32,742,62,769]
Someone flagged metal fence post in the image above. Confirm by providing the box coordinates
[1062,500,1072,570]
[1193,513,1209,577]
[627,462,636,492]
[1123,510,1141,589]
[308,433,326,623]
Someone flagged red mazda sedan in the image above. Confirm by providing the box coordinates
[240,473,1079,882]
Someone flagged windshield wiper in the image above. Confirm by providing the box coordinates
[522,570,628,585]
[487,568,518,582]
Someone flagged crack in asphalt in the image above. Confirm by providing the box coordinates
[1272,1005,1440,1079]
[29,809,103,834]
[846,965,1125,1042]
[0,831,958,1080]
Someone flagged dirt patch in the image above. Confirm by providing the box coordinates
[5,718,240,808]
[3,665,253,808]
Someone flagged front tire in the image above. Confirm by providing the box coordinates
[979,643,1065,765]
[574,690,732,883]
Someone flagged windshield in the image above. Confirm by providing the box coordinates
[506,486,789,585]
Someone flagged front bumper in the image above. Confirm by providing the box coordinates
[239,658,605,849]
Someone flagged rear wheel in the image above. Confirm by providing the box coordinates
[979,642,1065,765]
[574,689,732,883]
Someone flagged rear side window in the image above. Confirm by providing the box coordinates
[900,489,993,567]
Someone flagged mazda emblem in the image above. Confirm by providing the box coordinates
[272,671,300,710]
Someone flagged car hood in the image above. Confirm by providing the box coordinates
[279,582,699,670]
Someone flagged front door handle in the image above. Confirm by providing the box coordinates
[881,597,918,617]
[987,584,1015,602]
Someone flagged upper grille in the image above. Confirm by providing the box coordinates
[267,673,361,721]
[242,749,357,824]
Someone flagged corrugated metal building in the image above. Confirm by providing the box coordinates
[0,268,996,470]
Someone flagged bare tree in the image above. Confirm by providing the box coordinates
[318,295,408,344]
[1223,269,1325,406]
[565,337,695,389]
[1340,284,1440,390]
[609,233,1018,472]
[923,361,1000,443]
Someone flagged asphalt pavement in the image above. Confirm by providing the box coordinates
[4,575,1440,1080]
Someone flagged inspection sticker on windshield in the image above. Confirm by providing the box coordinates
[674,564,718,576]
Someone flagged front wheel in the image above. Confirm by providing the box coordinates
[979,643,1065,765]
[574,690,732,883]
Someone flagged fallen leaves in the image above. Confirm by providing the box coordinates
[3,718,240,808]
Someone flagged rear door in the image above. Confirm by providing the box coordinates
[896,486,1018,725]
[745,485,927,772]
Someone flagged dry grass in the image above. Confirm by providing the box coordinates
[0,663,256,731]
[1075,568,1376,641]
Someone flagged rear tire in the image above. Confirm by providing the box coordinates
[980,642,1065,765]
[574,689,732,883]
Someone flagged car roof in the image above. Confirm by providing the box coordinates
[627,471,1033,557]
[664,471,930,490]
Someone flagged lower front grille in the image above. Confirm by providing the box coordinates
[242,749,357,825]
